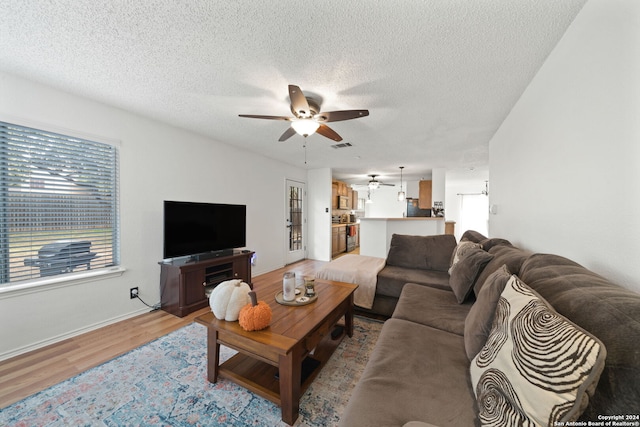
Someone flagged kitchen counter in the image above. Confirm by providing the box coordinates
[359,217,445,258]
[332,222,358,227]
[358,217,443,221]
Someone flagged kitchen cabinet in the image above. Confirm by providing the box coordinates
[335,181,348,197]
[419,180,433,209]
[331,225,347,257]
[332,223,359,257]
[333,179,354,210]
[351,190,358,210]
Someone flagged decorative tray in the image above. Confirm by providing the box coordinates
[275,289,317,306]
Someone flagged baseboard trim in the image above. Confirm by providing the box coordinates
[0,307,149,362]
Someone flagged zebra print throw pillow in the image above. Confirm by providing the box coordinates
[470,275,606,426]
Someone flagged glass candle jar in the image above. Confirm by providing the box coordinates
[283,271,296,301]
[304,277,315,297]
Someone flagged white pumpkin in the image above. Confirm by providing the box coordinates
[209,279,252,321]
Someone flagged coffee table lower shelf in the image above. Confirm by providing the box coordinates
[195,278,358,425]
[218,324,346,406]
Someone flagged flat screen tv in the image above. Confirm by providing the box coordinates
[163,201,246,260]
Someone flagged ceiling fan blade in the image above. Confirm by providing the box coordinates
[278,127,297,142]
[239,114,292,121]
[315,110,369,122]
[316,124,342,142]
[288,85,312,117]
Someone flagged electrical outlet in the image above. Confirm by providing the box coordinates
[130,287,139,299]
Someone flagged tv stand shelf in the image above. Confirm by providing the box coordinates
[159,250,254,317]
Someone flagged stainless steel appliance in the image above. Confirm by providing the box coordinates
[346,225,357,252]
[338,195,349,209]
[406,198,432,217]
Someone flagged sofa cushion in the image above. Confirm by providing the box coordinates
[464,264,511,360]
[470,275,606,425]
[449,240,482,274]
[449,247,493,303]
[393,283,472,335]
[339,318,478,427]
[386,233,457,272]
[473,244,531,297]
[519,253,640,419]
[376,265,450,298]
[478,237,512,251]
[460,229,487,243]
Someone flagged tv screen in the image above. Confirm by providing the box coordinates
[163,201,246,259]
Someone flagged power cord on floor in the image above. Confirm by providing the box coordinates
[134,294,161,311]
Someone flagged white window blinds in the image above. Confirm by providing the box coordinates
[0,121,120,285]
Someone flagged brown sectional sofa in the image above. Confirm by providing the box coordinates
[361,233,457,317]
[339,231,640,427]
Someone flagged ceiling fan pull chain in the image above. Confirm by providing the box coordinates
[303,138,307,164]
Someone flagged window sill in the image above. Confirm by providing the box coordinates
[0,266,127,299]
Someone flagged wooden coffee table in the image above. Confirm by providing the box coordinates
[195,278,358,425]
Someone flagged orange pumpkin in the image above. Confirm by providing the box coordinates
[239,291,272,331]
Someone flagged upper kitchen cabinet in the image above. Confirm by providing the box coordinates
[419,180,432,209]
[336,180,348,197]
[333,179,355,210]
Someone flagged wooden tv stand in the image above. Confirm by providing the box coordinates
[159,250,254,317]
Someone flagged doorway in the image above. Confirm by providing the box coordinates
[285,179,306,264]
[459,194,489,237]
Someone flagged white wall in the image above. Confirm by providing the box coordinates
[0,72,307,359]
[307,168,332,261]
[431,168,446,205]
[489,0,640,292]
[364,186,407,218]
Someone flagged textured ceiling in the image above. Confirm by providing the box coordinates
[0,0,587,185]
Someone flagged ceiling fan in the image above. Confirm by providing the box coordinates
[238,85,369,142]
[355,174,396,190]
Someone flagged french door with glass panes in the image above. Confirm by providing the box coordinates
[285,179,306,264]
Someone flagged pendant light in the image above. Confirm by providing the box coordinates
[397,166,406,201]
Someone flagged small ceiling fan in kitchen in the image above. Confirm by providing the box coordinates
[238,84,369,142]
[354,174,395,190]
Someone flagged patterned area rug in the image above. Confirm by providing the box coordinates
[1,316,383,426]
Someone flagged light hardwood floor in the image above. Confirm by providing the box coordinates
[0,258,327,409]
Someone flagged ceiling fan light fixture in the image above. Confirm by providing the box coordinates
[291,119,320,137]
[239,85,368,144]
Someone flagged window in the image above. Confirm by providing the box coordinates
[1,121,120,286]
